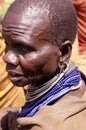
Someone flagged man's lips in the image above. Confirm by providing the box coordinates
[7,70,23,76]
[8,73,24,84]
[7,70,24,80]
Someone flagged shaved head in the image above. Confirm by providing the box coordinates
[2,0,77,45]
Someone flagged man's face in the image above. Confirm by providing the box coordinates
[3,8,61,86]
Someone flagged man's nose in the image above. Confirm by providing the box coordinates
[3,51,19,65]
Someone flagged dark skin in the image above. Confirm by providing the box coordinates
[1,5,72,130]
[0,107,19,130]
[3,7,72,87]
[71,0,80,5]
[3,9,60,87]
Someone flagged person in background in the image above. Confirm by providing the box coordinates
[0,0,86,130]
[71,0,86,76]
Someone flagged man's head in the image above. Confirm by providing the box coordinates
[2,0,77,86]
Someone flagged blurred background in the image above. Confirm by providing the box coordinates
[0,0,14,18]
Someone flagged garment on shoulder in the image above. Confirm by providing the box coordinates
[17,80,86,130]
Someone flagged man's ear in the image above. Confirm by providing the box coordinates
[59,40,72,63]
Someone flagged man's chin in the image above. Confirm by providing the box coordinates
[10,79,29,87]
[10,75,45,87]
[8,76,30,87]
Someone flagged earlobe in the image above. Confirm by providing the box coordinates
[58,40,72,72]
[59,40,72,61]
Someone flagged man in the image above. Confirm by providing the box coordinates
[1,0,86,130]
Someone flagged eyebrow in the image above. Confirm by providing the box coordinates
[12,37,38,51]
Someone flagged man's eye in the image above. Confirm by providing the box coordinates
[17,45,33,52]
[20,47,28,52]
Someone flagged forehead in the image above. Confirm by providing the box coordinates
[3,6,50,36]
[2,6,52,49]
